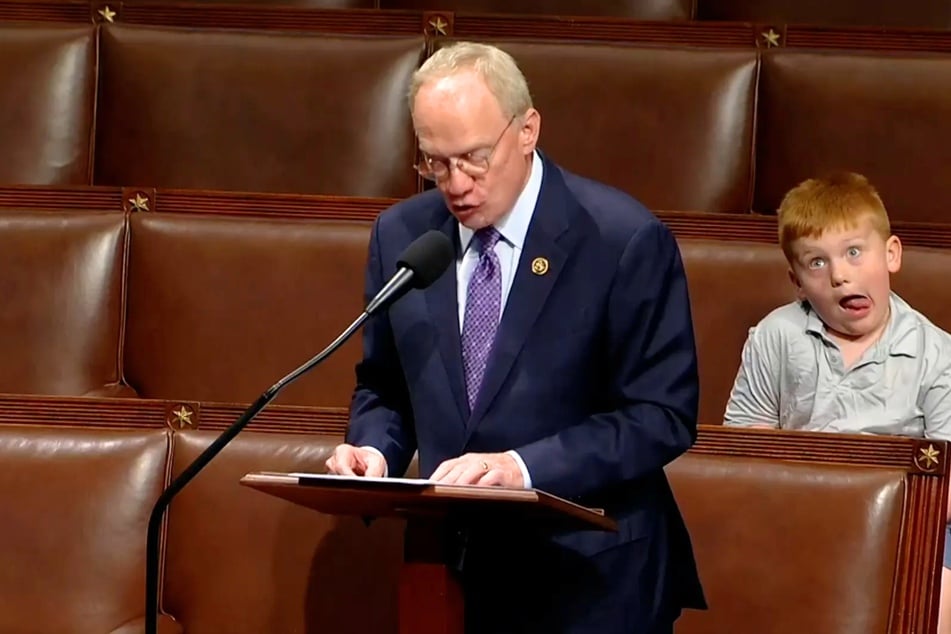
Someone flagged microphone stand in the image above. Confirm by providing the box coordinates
[144,310,370,634]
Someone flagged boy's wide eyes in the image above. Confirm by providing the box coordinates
[805,246,861,269]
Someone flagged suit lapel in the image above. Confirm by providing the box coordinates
[422,210,470,426]
[466,160,581,434]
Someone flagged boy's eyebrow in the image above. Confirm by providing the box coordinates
[794,248,825,264]
[795,243,823,255]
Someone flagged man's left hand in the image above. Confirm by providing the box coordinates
[430,452,524,488]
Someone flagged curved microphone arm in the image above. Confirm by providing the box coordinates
[144,310,370,634]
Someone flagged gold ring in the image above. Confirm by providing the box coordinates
[481,460,489,471]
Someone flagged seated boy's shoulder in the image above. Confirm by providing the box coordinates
[746,299,811,344]
[893,295,951,358]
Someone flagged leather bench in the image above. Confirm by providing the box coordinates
[6,18,951,225]
[2,199,951,423]
[0,396,943,633]
[669,425,947,634]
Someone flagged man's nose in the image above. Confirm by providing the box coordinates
[443,164,474,197]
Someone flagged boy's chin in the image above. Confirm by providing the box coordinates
[823,312,887,342]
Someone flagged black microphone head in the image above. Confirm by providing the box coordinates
[396,230,454,289]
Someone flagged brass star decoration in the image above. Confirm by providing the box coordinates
[128,193,150,212]
[428,16,448,36]
[98,5,116,22]
[919,444,940,469]
[761,29,781,48]
[170,405,194,429]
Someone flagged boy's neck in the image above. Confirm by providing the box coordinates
[826,302,892,369]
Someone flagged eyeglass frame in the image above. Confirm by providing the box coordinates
[413,114,518,182]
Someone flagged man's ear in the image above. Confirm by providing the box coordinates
[518,108,541,156]
[886,235,903,274]
[788,267,806,301]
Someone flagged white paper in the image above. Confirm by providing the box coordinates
[287,473,437,486]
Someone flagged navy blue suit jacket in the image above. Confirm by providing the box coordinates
[347,153,705,633]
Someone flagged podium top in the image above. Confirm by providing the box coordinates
[241,471,617,532]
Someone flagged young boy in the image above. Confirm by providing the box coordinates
[722,171,951,631]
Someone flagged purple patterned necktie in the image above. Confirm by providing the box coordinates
[461,226,502,411]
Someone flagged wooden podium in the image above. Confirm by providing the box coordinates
[240,472,616,634]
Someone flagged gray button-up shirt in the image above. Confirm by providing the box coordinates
[723,292,951,441]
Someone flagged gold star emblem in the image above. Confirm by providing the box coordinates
[428,16,448,36]
[169,405,195,429]
[918,444,940,470]
[761,29,781,48]
[531,257,549,275]
[128,193,150,212]
[97,5,116,22]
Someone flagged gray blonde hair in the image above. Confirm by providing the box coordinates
[408,42,533,118]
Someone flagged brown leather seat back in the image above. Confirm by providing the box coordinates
[163,430,404,633]
[668,451,903,634]
[124,212,371,406]
[679,239,794,424]
[893,244,951,333]
[0,425,170,633]
[434,39,757,213]
[697,0,951,28]
[0,210,125,396]
[95,24,424,198]
[756,49,951,223]
[0,24,96,185]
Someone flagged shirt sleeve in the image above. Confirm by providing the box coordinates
[723,325,782,428]
[921,359,951,442]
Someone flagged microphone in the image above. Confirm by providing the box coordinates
[365,229,455,315]
[144,229,453,634]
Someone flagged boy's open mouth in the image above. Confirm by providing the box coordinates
[839,294,871,311]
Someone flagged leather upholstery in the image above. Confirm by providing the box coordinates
[0,425,171,633]
[163,430,404,634]
[668,452,904,634]
[2,205,948,422]
[698,0,951,27]
[436,39,758,213]
[123,213,370,406]
[95,24,424,198]
[0,211,125,397]
[0,24,96,185]
[3,21,951,226]
[756,49,951,223]
[381,0,693,19]
[0,416,933,633]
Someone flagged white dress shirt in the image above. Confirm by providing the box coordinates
[455,150,543,488]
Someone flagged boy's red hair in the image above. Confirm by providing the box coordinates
[778,172,891,262]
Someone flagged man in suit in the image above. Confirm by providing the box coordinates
[326,41,705,633]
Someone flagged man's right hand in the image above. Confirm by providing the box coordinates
[325,443,386,477]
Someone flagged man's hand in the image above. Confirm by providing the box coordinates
[325,444,386,477]
[430,452,524,488]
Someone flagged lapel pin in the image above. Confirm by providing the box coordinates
[531,257,549,275]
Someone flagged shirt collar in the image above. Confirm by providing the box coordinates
[804,291,918,359]
[458,149,543,254]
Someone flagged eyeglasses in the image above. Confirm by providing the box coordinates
[414,114,517,182]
